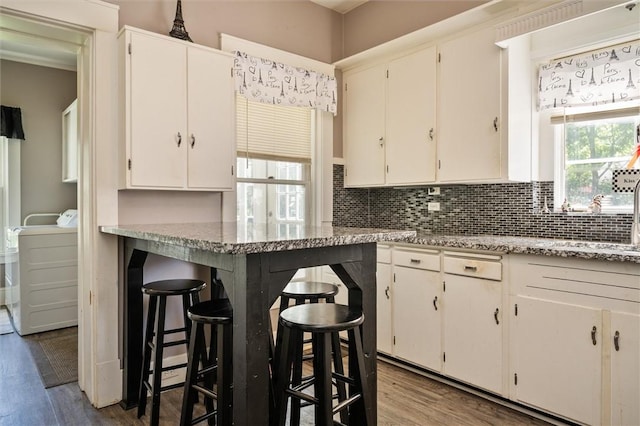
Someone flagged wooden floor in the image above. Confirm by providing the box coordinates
[0,328,554,426]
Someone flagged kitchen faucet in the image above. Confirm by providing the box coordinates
[633,177,640,245]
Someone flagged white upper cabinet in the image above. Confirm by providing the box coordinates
[339,23,533,187]
[386,47,437,185]
[437,27,503,182]
[343,47,437,187]
[186,47,235,190]
[343,64,386,187]
[119,27,235,191]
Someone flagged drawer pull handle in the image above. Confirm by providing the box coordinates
[384,286,390,300]
[190,134,196,148]
[614,330,620,351]
[176,132,182,147]
[591,326,597,346]
[494,308,499,325]
[464,265,477,272]
[410,259,421,264]
[433,296,438,311]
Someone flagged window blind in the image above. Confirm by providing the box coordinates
[236,94,312,163]
[550,106,640,125]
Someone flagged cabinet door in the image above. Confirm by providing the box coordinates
[437,27,502,182]
[393,266,441,371]
[187,47,235,190]
[611,311,640,426]
[128,31,187,188]
[512,296,602,425]
[443,274,502,393]
[343,64,386,187]
[377,262,393,354]
[386,46,437,185]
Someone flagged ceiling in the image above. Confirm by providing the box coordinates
[309,0,369,14]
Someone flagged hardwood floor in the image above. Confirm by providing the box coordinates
[0,328,555,426]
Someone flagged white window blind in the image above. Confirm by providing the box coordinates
[236,94,312,163]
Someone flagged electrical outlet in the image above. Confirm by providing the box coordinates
[428,187,440,195]
[428,202,440,211]
[161,369,179,380]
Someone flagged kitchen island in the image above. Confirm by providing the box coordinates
[100,222,415,425]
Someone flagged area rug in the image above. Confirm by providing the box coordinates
[0,307,13,335]
[25,327,78,388]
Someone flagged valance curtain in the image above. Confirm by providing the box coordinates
[232,51,337,116]
[538,40,640,110]
[0,106,25,140]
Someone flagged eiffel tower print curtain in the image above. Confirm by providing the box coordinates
[538,40,640,110]
[232,51,337,115]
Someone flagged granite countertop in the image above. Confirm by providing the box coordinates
[403,233,640,264]
[99,222,416,254]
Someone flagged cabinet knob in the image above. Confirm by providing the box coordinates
[614,330,620,351]
[429,128,434,141]
[379,137,384,147]
[190,134,196,148]
[176,132,182,147]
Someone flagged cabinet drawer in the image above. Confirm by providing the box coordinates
[378,245,391,264]
[394,249,440,271]
[443,255,501,281]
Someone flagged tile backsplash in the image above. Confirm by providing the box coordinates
[332,165,633,243]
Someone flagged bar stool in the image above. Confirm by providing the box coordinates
[274,303,372,426]
[180,298,233,426]
[271,282,346,426]
[137,279,207,426]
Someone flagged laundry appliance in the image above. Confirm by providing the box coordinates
[5,210,78,335]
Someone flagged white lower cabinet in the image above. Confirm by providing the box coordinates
[509,255,640,425]
[377,245,393,355]
[392,247,441,370]
[610,311,640,426]
[442,253,503,394]
[512,296,603,425]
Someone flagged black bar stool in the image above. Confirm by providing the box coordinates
[137,279,206,426]
[274,303,372,426]
[271,282,347,426]
[180,298,233,426]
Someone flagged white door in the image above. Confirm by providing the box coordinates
[187,47,235,190]
[442,273,502,393]
[377,262,393,354]
[393,266,441,371]
[512,296,602,425]
[437,27,502,182]
[611,311,640,426]
[343,64,386,187]
[386,46,437,185]
[128,31,187,188]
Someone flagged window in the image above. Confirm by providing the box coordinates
[235,95,313,239]
[554,107,639,213]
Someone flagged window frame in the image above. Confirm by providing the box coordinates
[553,106,639,213]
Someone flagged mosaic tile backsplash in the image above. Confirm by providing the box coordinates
[332,165,633,244]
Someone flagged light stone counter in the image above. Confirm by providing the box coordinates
[405,234,640,264]
[100,222,416,254]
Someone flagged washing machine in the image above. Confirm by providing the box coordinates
[5,212,78,336]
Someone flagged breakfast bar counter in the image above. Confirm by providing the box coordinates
[100,222,415,425]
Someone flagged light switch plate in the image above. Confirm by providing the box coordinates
[428,202,440,211]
